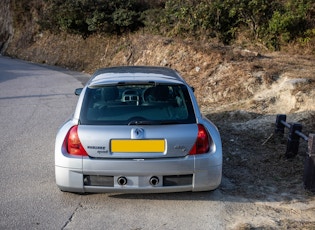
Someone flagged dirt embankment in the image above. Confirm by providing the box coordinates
[6,32,315,114]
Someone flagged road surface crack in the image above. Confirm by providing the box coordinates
[61,203,82,229]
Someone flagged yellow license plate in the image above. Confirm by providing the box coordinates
[111,140,165,153]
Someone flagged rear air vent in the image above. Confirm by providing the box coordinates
[163,175,193,186]
[83,175,114,187]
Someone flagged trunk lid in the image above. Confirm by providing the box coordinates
[78,124,197,158]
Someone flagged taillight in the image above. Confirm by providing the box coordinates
[66,125,88,156]
[189,124,210,155]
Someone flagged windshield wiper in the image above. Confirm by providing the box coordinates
[158,120,180,124]
[128,120,158,125]
[128,120,179,125]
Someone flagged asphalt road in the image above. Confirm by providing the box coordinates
[0,56,232,230]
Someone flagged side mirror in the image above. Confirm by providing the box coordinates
[74,88,83,96]
[191,86,195,92]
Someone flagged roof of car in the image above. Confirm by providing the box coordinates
[88,66,187,86]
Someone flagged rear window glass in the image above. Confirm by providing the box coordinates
[79,84,196,125]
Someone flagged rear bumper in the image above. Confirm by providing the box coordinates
[55,153,222,193]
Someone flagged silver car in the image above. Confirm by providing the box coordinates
[55,66,222,193]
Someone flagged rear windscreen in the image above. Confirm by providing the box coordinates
[79,84,196,125]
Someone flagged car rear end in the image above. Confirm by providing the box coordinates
[55,67,222,193]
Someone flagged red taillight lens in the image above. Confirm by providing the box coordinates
[66,125,88,156]
[189,124,210,155]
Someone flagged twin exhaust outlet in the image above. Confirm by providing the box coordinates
[117,176,159,186]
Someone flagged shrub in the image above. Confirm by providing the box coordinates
[38,0,147,36]
[33,0,315,49]
[267,0,311,50]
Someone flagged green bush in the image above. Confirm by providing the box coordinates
[34,0,315,48]
[266,0,311,50]
[38,0,148,36]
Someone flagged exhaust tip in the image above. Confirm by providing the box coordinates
[149,176,159,186]
[117,176,127,186]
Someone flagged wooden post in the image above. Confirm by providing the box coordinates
[304,134,315,192]
[285,123,302,158]
[275,114,286,138]
[309,134,315,157]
